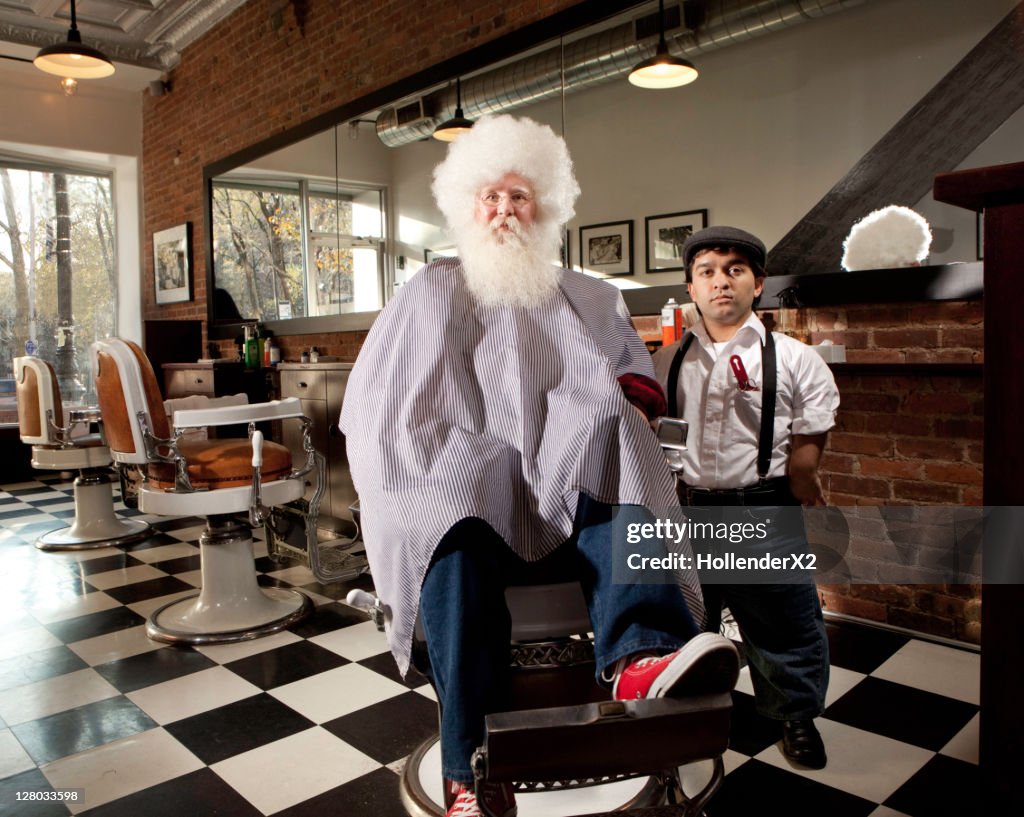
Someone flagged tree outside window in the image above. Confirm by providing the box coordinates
[0,163,117,421]
[212,179,384,323]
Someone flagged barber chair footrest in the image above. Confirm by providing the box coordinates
[475,694,732,784]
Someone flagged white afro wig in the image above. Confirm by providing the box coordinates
[841,205,933,271]
[431,114,580,231]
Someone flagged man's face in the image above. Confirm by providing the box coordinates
[474,172,537,235]
[686,248,764,330]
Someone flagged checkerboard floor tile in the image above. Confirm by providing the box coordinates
[0,476,981,816]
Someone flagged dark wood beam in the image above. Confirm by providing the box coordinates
[768,3,1024,276]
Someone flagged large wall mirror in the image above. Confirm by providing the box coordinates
[205,0,1022,338]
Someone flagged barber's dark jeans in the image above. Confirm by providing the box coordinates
[690,500,829,722]
[418,494,699,783]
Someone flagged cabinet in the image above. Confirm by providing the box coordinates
[162,361,268,403]
[277,362,357,530]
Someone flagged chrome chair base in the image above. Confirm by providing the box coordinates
[35,472,152,551]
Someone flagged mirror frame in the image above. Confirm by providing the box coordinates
[203,1,631,340]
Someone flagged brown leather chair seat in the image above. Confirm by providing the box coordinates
[147,437,293,490]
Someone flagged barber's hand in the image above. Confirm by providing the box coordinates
[790,472,825,506]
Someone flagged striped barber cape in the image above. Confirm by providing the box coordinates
[339,259,704,675]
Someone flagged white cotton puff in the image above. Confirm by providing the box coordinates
[841,205,933,271]
[431,114,580,232]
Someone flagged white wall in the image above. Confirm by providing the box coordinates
[0,66,145,341]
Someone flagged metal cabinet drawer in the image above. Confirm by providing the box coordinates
[280,369,327,402]
[165,368,215,398]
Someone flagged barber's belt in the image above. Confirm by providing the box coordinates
[678,476,795,507]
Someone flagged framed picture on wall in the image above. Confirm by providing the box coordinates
[153,223,193,304]
[579,220,633,276]
[644,209,708,273]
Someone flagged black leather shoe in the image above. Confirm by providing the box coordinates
[782,719,827,769]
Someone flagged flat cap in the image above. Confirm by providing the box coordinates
[682,226,766,272]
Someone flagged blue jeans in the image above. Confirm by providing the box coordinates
[418,495,699,783]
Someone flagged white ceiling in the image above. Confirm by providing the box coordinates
[0,0,249,89]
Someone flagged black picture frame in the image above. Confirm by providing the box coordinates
[644,209,708,273]
[579,220,633,276]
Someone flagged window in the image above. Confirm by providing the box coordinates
[212,178,385,323]
[0,160,118,420]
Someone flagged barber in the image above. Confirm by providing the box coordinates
[653,226,839,769]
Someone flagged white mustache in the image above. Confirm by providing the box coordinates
[489,215,524,238]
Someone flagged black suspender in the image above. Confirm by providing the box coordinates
[666,332,695,418]
[666,329,778,483]
[757,331,777,482]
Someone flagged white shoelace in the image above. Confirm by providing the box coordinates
[608,652,662,698]
[447,789,481,817]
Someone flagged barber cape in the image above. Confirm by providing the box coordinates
[340,259,703,674]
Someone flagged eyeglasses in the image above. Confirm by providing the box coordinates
[479,191,534,208]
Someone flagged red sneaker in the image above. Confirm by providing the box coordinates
[444,779,517,817]
[613,633,739,700]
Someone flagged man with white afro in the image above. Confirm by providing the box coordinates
[841,205,933,271]
[340,114,737,817]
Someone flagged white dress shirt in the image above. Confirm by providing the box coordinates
[653,313,839,490]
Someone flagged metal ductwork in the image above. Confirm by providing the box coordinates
[375,0,871,147]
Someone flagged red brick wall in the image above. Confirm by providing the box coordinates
[142,0,582,337]
[804,301,983,643]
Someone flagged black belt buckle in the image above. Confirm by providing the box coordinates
[680,478,790,507]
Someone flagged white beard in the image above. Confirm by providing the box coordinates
[456,216,563,308]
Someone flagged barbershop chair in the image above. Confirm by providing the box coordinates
[91,338,318,644]
[348,422,734,817]
[13,355,151,551]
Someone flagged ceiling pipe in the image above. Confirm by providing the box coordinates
[375,0,872,148]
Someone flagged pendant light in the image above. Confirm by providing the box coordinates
[628,0,697,89]
[34,0,115,80]
[432,78,474,142]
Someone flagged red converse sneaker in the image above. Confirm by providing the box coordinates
[444,779,517,817]
[613,632,739,700]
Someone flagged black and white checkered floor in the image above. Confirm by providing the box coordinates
[1,475,981,817]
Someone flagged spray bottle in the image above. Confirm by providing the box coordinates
[661,297,681,346]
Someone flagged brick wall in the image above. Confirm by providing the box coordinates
[806,300,983,644]
[142,0,581,338]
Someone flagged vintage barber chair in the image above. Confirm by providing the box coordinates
[13,355,151,551]
[90,337,318,644]
[349,418,735,817]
